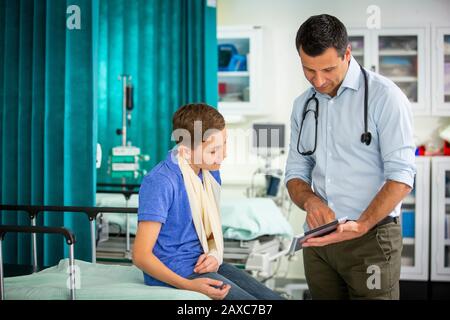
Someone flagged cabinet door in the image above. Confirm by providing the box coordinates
[400,157,430,281]
[432,27,450,115]
[348,28,373,70]
[431,157,450,281]
[217,26,262,116]
[374,28,430,115]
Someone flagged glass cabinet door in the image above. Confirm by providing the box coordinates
[378,35,419,102]
[445,34,450,103]
[431,157,450,281]
[400,157,430,280]
[401,187,416,269]
[217,26,262,116]
[443,169,450,269]
[218,37,250,103]
[375,28,429,115]
[432,28,450,115]
[348,29,372,70]
[349,35,365,66]
[444,171,450,271]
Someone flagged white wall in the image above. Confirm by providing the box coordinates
[218,0,450,280]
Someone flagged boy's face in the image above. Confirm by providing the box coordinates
[191,128,227,171]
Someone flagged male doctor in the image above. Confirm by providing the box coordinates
[285,14,416,299]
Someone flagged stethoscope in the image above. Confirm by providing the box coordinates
[296,64,371,156]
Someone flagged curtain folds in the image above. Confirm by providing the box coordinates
[0,0,98,265]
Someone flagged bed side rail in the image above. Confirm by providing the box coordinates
[0,225,76,300]
[0,205,137,266]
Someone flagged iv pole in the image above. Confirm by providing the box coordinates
[118,74,132,259]
[118,75,132,147]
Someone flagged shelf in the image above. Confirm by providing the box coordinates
[445,198,450,205]
[389,76,418,82]
[403,196,415,205]
[222,114,246,124]
[445,239,450,246]
[218,26,263,117]
[379,49,417,56]
[352,50,364,56]
[218,71,250,77]
[403,237,415,245]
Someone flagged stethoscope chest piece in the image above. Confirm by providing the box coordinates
[360,132,372,145]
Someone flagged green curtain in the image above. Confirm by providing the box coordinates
[97,0,217,183]
[0,0,98,266]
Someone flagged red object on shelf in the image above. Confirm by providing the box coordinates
[416,145,425,156]
[444,141,450,156]
[218,82,227,95]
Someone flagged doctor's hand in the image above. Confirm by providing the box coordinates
[304,197,336,229]
[302,220,369,247]
[194,254,219,274]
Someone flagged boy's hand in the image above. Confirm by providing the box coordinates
[187,278,230,300]
[194,254,219,273]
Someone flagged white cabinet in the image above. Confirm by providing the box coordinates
[400,157,430,281]
[399,156,450,282]
[217,26,262,116]
[431,157,450,282]
[348,27,430,115]
[348,28,373,70]
[432,27,450,115]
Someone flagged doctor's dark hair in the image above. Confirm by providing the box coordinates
[172,103,225,148]
[295,14,348,58]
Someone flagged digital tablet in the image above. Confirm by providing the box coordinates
[288,216,348,255]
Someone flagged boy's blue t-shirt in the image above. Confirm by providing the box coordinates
[137,150,221,287]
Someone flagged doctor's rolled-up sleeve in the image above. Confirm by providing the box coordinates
[375,86,416,188]
[285,98,316,186]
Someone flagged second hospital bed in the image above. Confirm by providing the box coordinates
[95,194,294,278]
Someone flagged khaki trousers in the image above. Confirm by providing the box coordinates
[303,222,403,300]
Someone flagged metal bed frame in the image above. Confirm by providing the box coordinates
[0,204,137,300]
[0,224,76,300]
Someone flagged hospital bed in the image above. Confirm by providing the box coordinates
[221,197,293,283]
[0,205,208,300]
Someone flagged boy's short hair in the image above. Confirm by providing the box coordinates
[172,103,225,148]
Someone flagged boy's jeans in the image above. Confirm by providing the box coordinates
[187,263,285,300]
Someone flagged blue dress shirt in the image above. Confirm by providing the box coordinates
[285,56,416,224]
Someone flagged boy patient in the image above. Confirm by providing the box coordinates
[133,103,284,300]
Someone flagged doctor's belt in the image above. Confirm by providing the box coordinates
[371,216,399,231]
[348,216,399,231]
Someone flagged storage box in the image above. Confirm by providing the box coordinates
[402,211,415,238]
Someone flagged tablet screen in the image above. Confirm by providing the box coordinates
[289,216,348,254]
